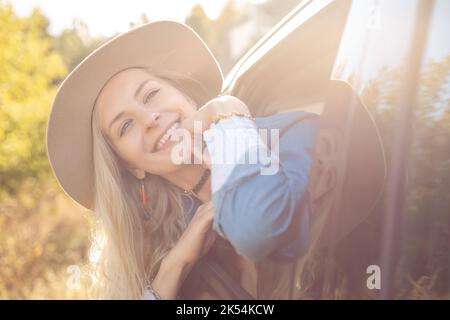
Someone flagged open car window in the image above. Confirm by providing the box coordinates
[225,0,449,299]
[225,0,352,116]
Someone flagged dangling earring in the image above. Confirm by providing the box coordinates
[140,180,151,220]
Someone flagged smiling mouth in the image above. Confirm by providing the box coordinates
[155,121,180,151]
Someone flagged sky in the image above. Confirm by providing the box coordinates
[12,0,448,58]
[10,0,248,37]
[11,0,449,85]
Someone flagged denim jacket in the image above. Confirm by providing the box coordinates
[182,110,320,262]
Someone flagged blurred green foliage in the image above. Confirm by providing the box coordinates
[364,57,450,297]
[317,56,450,299]
[0,2,97,299]
[0,4,66,199]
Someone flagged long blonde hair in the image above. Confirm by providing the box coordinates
[88,67,209,299]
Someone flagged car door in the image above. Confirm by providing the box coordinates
[224,0,448,299]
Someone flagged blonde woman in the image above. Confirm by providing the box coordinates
[47,20,385,300]
[46,21,321,299]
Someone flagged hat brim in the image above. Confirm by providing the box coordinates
[46,21,223,211]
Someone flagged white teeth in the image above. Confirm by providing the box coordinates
[156,122,180,151]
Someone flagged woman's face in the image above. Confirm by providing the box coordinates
[94,68,197,178]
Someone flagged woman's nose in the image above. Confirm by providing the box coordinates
[144,112,160,128]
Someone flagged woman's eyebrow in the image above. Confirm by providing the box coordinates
[134,78,151,100]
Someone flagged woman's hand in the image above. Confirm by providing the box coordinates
[180,94,251,134]
[151,202,217,300]
[178,95,252,168]
[168,201,218,266]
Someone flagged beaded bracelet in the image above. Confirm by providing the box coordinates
[212,111,255,125]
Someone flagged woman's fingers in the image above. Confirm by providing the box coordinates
[198,200,214,211]
[179,104,212,135]
[198,201,214,219]
[173,109,212,168]
[176,95,253,169]
[192,201,214,228]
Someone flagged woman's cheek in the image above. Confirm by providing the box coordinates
[122,140,142,166]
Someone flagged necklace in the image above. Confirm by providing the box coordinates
[183,169,210,198]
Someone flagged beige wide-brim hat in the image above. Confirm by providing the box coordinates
[46,21,223,212]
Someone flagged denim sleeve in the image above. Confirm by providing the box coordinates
[210,116,319,262]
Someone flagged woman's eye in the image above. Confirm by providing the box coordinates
[120,120,132,137]
[143,89,160,104]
